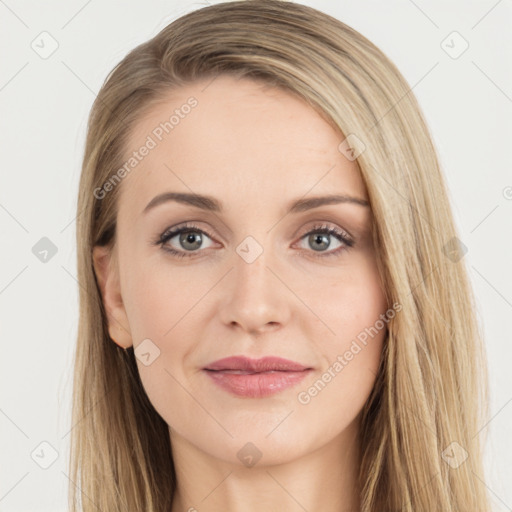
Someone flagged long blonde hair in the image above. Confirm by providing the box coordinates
[69,1,490,510]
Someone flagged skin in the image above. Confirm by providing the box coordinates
[93,75,389,512]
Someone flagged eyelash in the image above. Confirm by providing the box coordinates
[152,222,354,260]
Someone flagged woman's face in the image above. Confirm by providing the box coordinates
[94,75,389,466]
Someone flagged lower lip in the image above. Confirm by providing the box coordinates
[203,369,311,398]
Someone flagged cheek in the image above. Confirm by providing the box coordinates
[123,259,206,342]
[294,332,384,443]
[120,263,212,407]
[302,253,387,341]
[292,257,386,426]
[122,268,199,429]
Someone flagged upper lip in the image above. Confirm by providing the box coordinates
[204,356,311,372]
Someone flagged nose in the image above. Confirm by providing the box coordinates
[217,247,291,335]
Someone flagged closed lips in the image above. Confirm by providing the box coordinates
[202,356,313,398]
[204,355,311,373]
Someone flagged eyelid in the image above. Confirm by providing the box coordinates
[156,221,350,243]
[292,223,354,254]
[298,220,353,241]
[158,222,217,243]
[153,220,355,258]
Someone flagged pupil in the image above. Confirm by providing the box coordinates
[181,231,201,250]
[311,233,329,251]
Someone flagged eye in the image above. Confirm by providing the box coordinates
[154,223,216,259]
[152,222,354,259]
[295,223,354,258]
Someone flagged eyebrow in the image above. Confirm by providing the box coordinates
[142,191,370,215]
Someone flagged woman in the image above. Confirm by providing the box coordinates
[69,1,490,510]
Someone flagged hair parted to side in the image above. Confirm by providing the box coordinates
[70,1,490,510]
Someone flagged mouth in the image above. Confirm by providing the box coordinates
[205,369,293,374]
[202,356,313,398]
[204,355,311,373]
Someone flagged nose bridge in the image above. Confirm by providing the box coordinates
[233,243,269,295]
[218,235,289,332]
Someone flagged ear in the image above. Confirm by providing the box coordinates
[92,244,133,349]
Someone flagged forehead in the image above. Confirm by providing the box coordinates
[117,75,367,218]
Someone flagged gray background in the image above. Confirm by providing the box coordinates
[1,0,511,510]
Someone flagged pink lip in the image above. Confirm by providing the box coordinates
[203,356,312,398]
